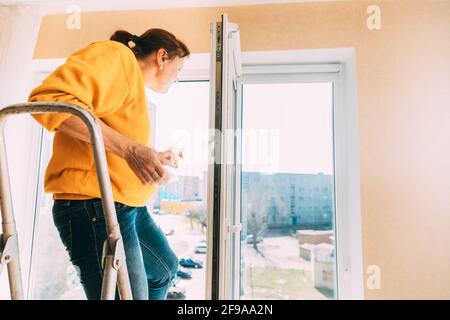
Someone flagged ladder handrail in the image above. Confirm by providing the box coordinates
[0,102,132,300]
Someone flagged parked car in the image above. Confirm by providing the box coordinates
[194,243,207,254]
[179,258,203,269]
[176,267,192,279]
[167,285,186,300]
[246,234,263,244]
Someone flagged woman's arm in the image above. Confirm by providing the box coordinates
[57,115,168,185]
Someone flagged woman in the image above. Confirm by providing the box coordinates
[28,28,190,300]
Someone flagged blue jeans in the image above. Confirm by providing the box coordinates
[52,198,179,300]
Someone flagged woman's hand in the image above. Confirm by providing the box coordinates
[124,143,168,185]
[158,150,180,168]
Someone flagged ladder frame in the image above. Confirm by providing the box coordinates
[0,102,132,300]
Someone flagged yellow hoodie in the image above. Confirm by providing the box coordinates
[29,40,156,207]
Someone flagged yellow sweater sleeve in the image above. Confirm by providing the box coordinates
[28,43,130,132]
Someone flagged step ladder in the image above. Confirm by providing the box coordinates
[0,102,133,300]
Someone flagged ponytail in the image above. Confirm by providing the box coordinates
[110,28,190,60]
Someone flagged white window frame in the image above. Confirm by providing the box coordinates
[236,48,364,300]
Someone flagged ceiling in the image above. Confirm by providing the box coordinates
[0,0,337,13]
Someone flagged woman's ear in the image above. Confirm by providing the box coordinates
[157,48,168,68]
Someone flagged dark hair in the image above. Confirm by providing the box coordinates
[110,29,190,60]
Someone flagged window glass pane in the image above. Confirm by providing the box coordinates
[149,81,210,300]
[240,82,337,300]
[32,131,84,299]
